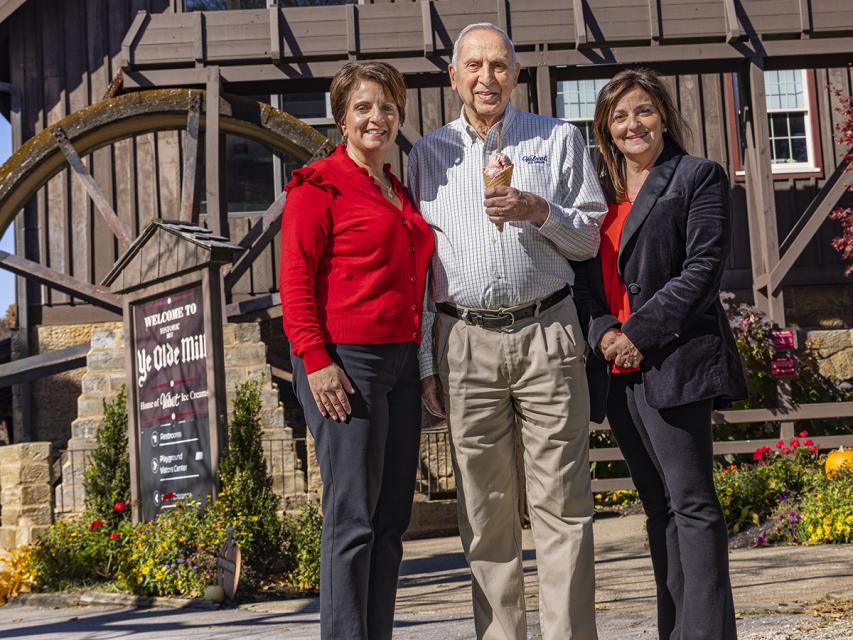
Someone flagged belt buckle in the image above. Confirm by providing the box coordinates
[497,309,515,328]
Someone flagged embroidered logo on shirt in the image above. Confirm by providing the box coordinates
[522,154,547,164]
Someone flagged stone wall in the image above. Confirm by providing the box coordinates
[11,323,112,449]
[55,321,304,516]
[0,443,53,549]
[805,329,853,381]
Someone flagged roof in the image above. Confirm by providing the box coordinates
[102,219,244,292]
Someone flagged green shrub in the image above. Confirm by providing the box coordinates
[285,501,322,591]
[30,517,132,591]
[83,386,131,527]
[217,381,289,580]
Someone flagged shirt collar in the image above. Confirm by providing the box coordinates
[331,143,393,180]
[456,103,518,147]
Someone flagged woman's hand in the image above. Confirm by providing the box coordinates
[307,363,355,421]
[602,332,643,368]
[598,328,622,356]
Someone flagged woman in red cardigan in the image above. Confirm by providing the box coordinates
[280,62,433,640]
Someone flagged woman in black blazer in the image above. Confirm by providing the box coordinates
[573,68,747,640]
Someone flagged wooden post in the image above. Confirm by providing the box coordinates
[536,64,553,117]
[740,60,785,326]
[205,66,228,239]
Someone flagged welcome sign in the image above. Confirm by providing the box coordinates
[132,284,214,521]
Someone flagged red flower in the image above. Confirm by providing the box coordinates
[163,492,177,501]
[752,446,771,461]
[799,430,808,438]
[790,439,801,448]
[775,441,784,449]
[804,439,813,446]
[810,446,819,454]
[89,520,104,530]
[114,501,126,512]
[782,447,791,454]
[110,532,121,540]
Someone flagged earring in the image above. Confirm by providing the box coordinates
[663,126,668,132]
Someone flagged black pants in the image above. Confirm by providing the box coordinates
[607,373,737,640]
[291,343,421,640]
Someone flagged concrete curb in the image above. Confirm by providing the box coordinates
[10,590,221,610]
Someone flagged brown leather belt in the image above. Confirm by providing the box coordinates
[436,285,572,330]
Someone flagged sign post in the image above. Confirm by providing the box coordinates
[103,221,242,522]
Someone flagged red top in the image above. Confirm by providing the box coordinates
[600,200,640,374]
[280,145,434,374]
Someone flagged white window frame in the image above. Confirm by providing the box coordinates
[764,69,819,175]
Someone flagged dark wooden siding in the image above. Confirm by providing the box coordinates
[4,1,850,325]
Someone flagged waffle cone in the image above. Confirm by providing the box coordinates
[483,165,513,231]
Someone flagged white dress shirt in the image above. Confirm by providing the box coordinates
[408,104,608,378]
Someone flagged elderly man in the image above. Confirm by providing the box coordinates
[407,22,607,640]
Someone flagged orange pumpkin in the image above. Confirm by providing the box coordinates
[825,447,853,477]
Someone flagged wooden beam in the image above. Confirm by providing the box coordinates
[0,344,89,388]
[269,4,282,63]
[205,66,228,239]
[713,401,853,424]
[536,64,553,117]
[120,11,148,70]
[225,292,281,320]
[754,151,852,294]
[648,0,660,44]
[345,3,358,61]
[572,0,587,47]
[740,61,785,324]
[52,125,132,253]
[224,191,286,291]
[0,251,122,314]
[179,92,202,222]
[421,0,434,56]
[722,0,744,43]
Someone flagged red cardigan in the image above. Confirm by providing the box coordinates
[280,145,434,374]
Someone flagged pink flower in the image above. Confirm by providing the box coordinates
[110,532,121,540]
[790,439,801,448]
[799,430,808,438]
[810,446,819,454]
[782,447,791,454]
[89,520,104,530]
[776,441,784,449]
[114,501,126,512]
[804,439,813,446]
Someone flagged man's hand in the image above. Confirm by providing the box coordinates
[484,186,549,227]
[602,332,643,368]
[307,362,355,421]
[421,375,446,418]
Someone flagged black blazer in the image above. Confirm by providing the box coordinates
[573,144,747,422]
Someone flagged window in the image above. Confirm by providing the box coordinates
[726,69,821,178]
[555,79,608,151]
[764,70,814,170]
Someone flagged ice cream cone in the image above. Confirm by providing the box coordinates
[483,165,513,231]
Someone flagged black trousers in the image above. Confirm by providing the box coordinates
[291,343,421,640]
[607,373,737,640]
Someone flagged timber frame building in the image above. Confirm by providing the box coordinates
[0,0,851,449]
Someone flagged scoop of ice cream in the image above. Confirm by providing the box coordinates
[484,151,513,179]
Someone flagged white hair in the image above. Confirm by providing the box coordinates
[451,23,518,68]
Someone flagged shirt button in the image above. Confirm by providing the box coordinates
[412,332,418,339]
[410,276,417,282]
[411,304,417,311]
[409,246,415,253]
[495,273,502,280]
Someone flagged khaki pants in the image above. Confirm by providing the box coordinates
[436,296,597,640]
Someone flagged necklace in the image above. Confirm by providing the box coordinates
[347,149,398,201]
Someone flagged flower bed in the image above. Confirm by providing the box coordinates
[715,432,853,545]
